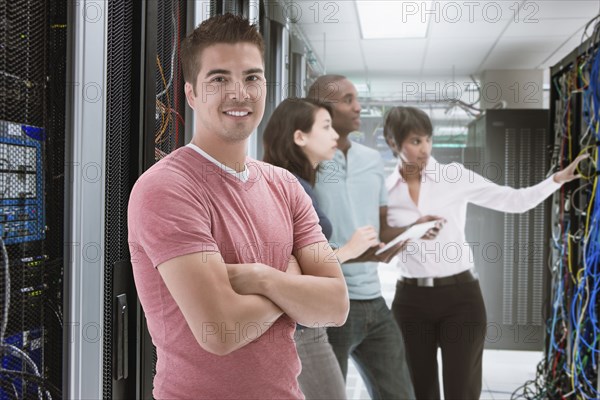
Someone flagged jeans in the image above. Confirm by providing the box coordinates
[326,296,415,400]
[294,326,347,400]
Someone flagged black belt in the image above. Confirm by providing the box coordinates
[398,269,478,287]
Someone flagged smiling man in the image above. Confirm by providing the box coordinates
[127,14,348,399]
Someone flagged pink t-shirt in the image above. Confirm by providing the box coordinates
[127,146,326,399]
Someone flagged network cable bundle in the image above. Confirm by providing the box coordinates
[154,0,187,160]
[512,15,600,400]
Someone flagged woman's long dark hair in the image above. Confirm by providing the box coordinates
[263,98,332,186]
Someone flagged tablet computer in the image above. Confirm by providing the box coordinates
[374,220,440,256]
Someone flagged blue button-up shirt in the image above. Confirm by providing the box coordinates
[314,141,387,300]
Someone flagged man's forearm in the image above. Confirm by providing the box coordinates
[225,257,348,328]
[204,263,286,354]
[195,291,284,356]
[256,268,348,327]
[210,293,284,354]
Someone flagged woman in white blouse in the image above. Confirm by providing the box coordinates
[382,106,586,400]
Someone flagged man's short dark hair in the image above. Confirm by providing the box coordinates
[181,13,264,89]
[307,74,347,103]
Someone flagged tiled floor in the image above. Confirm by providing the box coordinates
[343,262,543,400]
[346,349,542,399]
[481,349,542,400]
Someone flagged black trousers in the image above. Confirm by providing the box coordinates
[392,279,487,400]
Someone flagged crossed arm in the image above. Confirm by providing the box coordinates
[226,242,348,327]
[157,242,348,356]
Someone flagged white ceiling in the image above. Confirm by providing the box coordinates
[292,0,600,98]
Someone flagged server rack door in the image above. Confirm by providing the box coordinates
[136,1,188,398]
[464,109,551,351]
[1,1,67,398]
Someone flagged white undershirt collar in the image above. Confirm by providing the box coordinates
[186,142,249,182]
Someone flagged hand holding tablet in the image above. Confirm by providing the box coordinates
[375,219,443,256]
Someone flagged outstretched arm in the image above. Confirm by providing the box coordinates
[467,155,588,213]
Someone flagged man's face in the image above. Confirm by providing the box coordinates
[185,42,266,143]
[327,78,361,136]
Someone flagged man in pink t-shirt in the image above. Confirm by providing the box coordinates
[127,14,349,400]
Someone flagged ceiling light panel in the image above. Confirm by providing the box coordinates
[357,0,433,39]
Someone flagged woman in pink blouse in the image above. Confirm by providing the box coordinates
[382,106,586,400]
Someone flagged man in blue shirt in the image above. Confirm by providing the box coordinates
[309,75,416,400]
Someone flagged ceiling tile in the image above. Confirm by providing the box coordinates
[481,49,550,70]
[291,0,358,25]
[428,0,522,22]
[495,36,567,53]
[317,40,365,72]
[532,1,600,19]
[304,23,361,41]
[362,39,427,72]
[503,18,589,37]
[428,18,507,38]
[425,39,493,73]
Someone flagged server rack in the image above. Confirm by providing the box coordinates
[136,1,189,398]
[0,1,67,398]
[532,28,600,398]
[64,1,188,399]
[103,1,145,399]
[255,1,290,160]
[289,34,307,99]
[465,109,551,351]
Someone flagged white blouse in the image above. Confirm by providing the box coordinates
[386,156,562,278]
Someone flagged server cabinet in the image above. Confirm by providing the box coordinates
[65,1,188,399]
[255,2,289,160]
[0,1,67,398]
[465,109,551,351]
[136,1,189,398]
[542,33,600,397]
